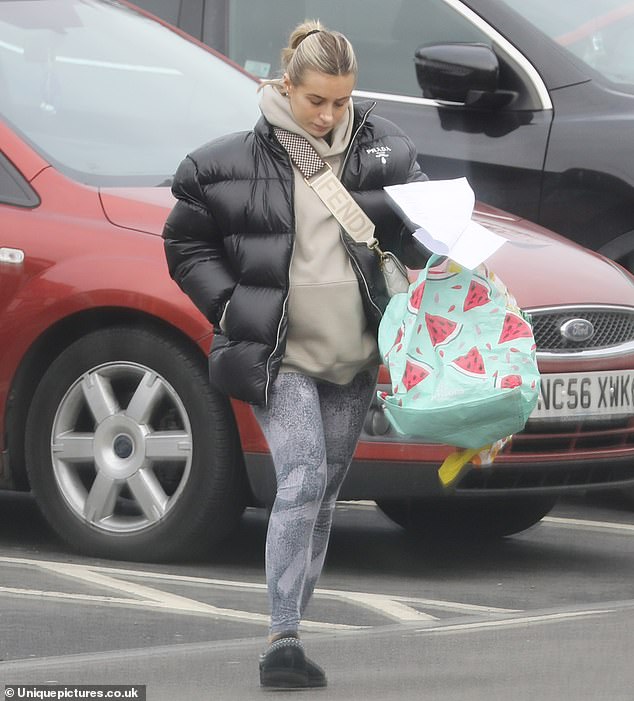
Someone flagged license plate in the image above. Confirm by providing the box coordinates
[530,370,634,421]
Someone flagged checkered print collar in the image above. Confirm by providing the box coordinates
[273,128,325,179]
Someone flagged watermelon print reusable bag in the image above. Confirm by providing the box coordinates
[377,255,540,449]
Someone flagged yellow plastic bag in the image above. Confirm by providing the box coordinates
[437,436,511,487]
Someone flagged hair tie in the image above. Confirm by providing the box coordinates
[304,29,321,39]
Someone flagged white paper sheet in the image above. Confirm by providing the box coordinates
[384,177,507,269]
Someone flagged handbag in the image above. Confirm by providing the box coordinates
[273,128,410,296]
[377,254,540,449]
[372,244,410,297]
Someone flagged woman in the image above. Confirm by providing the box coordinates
[163,20,427,689]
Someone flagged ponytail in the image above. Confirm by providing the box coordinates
[281,19,357,85]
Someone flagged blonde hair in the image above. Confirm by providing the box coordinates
[281,20,357,86]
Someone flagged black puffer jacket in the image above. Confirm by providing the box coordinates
[163,101,427,405]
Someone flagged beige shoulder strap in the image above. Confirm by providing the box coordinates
[273,127,377,245]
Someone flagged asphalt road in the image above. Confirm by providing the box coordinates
[0,491,633,700]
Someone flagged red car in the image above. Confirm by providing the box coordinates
[1,0,634,561]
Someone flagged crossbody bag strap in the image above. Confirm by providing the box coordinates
[273,127,386,256]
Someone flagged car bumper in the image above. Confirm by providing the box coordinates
[243,450,634,506]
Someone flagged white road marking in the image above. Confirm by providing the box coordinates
[0,557,352,631]
[415,608,614,634]
[314,589,518,620]
[0,586,137,605]
[0,556,516,625]
[543,516,634,533]
[36,560,274,623]
[318,592,436,621]
[1,511,631,629]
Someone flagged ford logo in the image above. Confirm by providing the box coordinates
[560,318,595,342]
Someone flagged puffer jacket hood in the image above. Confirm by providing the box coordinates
[163,101,427,405]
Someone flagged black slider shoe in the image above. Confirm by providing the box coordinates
[259,637,327,689]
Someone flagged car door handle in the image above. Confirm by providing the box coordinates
[0,247,25,264]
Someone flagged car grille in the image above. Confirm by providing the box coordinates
[455,416,634,491]
[456,419,634,486]
[530,306,634,352]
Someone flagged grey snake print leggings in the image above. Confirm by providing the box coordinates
[253,368,377,636]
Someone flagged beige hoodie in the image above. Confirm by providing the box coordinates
[259,85,379,384]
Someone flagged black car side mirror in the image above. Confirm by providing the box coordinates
[415,43,516,109]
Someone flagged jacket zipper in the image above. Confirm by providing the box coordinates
[340,230,383,320]
[264,139,296,406]
[341,101,376,175]
[265,238,295,406]
[340,101,383,319]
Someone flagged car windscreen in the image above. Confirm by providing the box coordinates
[0,0,260,186]
[501,0,634,90]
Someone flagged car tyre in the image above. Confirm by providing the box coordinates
[618,485,634,507]
[376,495,557,539]
[25,326,247,561]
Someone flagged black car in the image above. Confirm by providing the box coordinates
[138,0,634,274]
